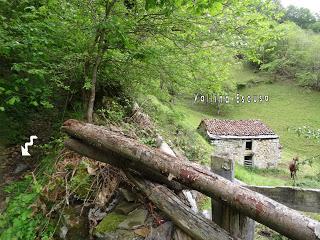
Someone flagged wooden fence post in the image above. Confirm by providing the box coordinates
[211,154,255,240]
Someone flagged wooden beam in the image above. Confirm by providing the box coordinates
[211,155,255,240]
[61,119,320,240]
[246,186,320,213]
[128,175,235,240]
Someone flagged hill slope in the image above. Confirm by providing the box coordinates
[172,77,320,187]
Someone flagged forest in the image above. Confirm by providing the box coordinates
[0,0,320,239]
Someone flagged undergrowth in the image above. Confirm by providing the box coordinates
[139,95,212,165]
[0,175,54,240]
[0,137,64,240]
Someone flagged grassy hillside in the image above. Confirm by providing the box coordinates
[171,70,320,187]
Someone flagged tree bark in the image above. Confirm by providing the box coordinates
[127,175,235,240]
[86,55,101,123]
[64,138,185,192]
[61,119,320,240]
[85,0,118,122]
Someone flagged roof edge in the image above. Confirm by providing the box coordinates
[207,131,279,140]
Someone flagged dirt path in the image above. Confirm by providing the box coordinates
[0,141,25,212]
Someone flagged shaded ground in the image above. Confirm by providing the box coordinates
[0,143,34,212]
[0,144,9,212]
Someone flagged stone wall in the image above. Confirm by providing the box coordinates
[211,138,280,168]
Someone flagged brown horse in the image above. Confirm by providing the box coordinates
[289,156,299,180]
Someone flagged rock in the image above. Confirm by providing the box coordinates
[156,136,176,157]
[60,205,90,240]
[134,227,150,238]
[114,200,141,215]
[146,221,173,240]
[94,212,127,236]
[88,207,107,223]
[14,163,28,174]
[118,208,148,230]
[59,226,68,240]
[182,190,198,213]
[119,188,136,202]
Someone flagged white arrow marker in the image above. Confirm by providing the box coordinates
[21,135,38,156]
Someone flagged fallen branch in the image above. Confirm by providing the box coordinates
[62,119,320,240]
[127,175,235,240]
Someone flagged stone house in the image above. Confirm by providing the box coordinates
[198,119,280,168]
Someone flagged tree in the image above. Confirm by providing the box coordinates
[0,0,286,123]
[283,5,316,29]
[259,22,320,90]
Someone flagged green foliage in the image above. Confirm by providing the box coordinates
[260,23,320,90]
[97,99,128,123]
[293,175,320,188]
[283,5,317,29]
[0,0,287,125]
[310,21,320,33]
[69,161,94,199]
[0,176,54,240]
[235,164,288,186]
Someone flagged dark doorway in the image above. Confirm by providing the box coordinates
[244,155,253,167]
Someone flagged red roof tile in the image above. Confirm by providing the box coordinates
[199,119,276,137]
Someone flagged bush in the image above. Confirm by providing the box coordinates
[0,176,54,240]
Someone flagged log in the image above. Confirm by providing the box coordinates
[61,119,320,240]
[66,138,208,239]
[127,175,235,240]
[64,138,184,191]
[246,186,320,213]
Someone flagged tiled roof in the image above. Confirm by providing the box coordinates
[199,119,276,137]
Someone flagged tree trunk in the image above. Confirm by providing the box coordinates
[65,138,233,240]
[85,0,118,122]
[127,175,235,240]
[86,55,101,123]
[64,138,185,191]
[61,119,320,240]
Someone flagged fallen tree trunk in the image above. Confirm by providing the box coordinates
[128,175,235,240]
[62,119,320,240]
[65,138,224,239]
[64,138,184,192]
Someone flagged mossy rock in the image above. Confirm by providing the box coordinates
[94,212,127,235]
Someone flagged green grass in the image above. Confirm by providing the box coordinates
[169,70,320,187]
[140,95,213,165]
[235,164,288,186]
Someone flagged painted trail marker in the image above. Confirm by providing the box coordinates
[21,135,38,156]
